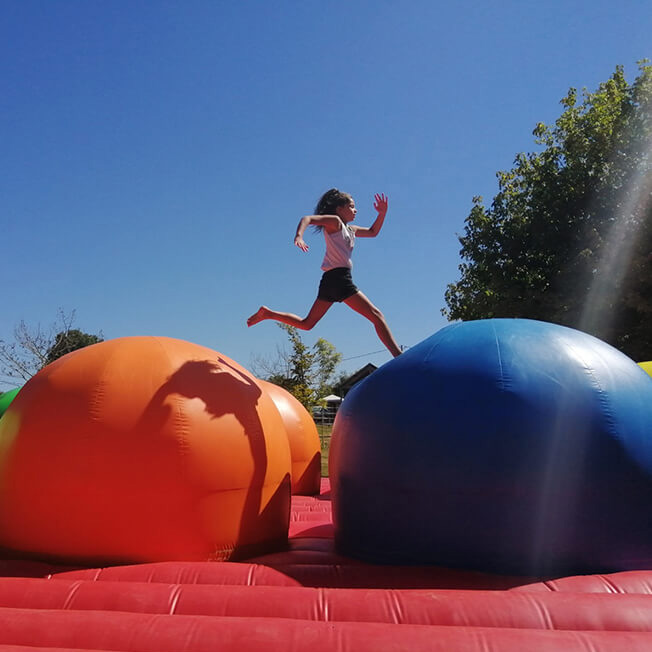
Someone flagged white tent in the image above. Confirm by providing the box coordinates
[321,394,342,403]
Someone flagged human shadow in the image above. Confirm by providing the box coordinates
[143,358,290,559]
[293,451,322,496]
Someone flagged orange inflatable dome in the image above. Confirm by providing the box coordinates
[259,380,321,495]
[0,337,292,564]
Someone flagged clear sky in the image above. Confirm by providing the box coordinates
[2,0,651,389]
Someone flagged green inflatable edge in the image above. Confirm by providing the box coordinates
[0,387,21,419]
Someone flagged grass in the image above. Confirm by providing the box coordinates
[316,423,333,477]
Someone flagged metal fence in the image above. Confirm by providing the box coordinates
[311,406,338,426]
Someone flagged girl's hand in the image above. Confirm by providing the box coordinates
[374,193,388,217]
[294,235,309,252]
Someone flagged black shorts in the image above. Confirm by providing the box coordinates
[317,267,359,303]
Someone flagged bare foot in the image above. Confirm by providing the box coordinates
[247,306,269,327]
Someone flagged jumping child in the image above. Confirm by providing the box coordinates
[247,188,401,357]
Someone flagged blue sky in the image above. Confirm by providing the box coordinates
[2,1,651,389]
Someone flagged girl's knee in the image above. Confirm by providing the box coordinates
[370,306,385,323]
[298,319,315,331]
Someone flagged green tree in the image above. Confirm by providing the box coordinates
[312,337,342,399]
[280,324,317,407]
[0,310,103,386]
[252,324,343,408]
[444,61,652,361]
[44,329,103,365]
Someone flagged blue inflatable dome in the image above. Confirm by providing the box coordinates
[330,319,652,575]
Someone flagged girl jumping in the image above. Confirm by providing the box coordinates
[247,188,401,357]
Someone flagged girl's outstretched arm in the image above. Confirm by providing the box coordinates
[352,193,388,238]
[293,214,341,251]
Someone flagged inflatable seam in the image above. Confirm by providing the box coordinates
[422,322,462,368]
[173,395,190,480]
[62,581,82,610]
[209,543,236,561]
[88,342,117,425]
[389,589,404,624]
[491,321,507,393]
[317,587,328,621]
[565,340,620,442]
[89,379,107,424]
[530,594,554,629]
[154,337,191,478]
[167,585,182,614]
[597,575,621,594]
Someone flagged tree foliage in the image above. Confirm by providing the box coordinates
[251,324,343,408]
[0,310,103,386]
[444,61,652,361]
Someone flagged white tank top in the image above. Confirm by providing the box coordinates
[321,224,355,271]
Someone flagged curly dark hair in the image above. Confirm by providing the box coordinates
[314,188,353,215]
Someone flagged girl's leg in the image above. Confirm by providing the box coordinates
[247,298,333,330]
[343,291,402,357]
